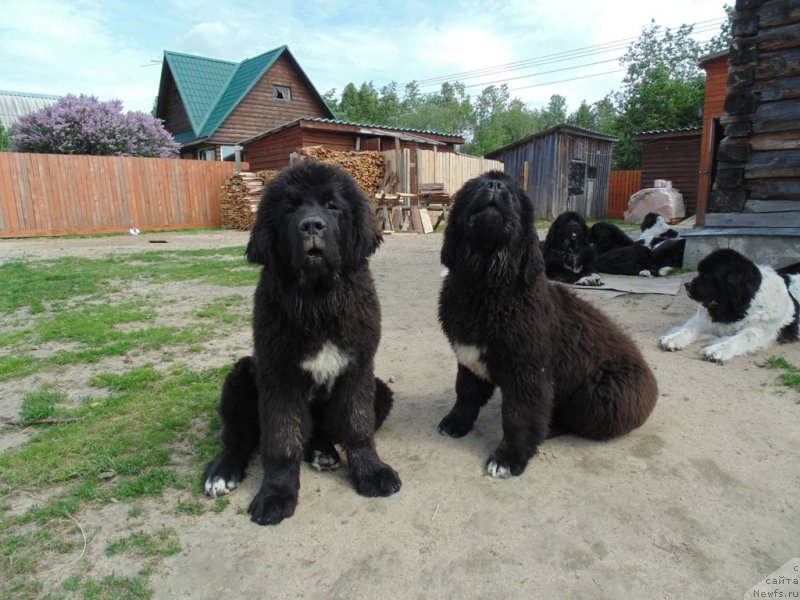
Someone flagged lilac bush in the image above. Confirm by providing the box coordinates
[12,94,180,158]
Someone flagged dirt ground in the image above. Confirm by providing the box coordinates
[1,229,798,599]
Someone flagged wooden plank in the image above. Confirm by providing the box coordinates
[419,208,434,233]
[745,149,800,177]
[747,178,800,200]
[704,211,800,227]
[409,205,423,232]
[745,200,800,213]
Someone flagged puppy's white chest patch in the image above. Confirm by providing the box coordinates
[454,343,491,381]
[301,342,350,387]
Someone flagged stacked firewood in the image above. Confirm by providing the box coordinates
[297,147,386,203]
[219,170,278,230]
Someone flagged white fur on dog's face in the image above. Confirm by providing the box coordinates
[660,251,799,363]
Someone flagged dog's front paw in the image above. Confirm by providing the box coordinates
[354,465,402,497]
[438,411,475,438]
[575,273,603,286]
[248,488,297,526]
[659,333,687,352]
[485,453,529,478]
[638,269,653,278]
[702,344,729,365]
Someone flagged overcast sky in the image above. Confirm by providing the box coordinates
[1,0,729,117]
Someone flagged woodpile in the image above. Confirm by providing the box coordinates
[219,170,278,230]
[297,146,386,205]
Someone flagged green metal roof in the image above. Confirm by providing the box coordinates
[196,47,284,137]
[162,45,302,142]
[163,51,237,135]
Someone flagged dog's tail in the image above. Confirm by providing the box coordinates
[374,377,394,430]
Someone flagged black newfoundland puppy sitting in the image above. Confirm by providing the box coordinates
[542,211,602,285]
[438,171,658,478]
[204,160,400,525]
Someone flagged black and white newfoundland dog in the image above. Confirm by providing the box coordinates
[660,249,800,363]
[542,211,602,285]
[438,171,659,478]
[203,160,400,525]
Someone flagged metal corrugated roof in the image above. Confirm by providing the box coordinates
[0,90,60,128]
[241,116,464,145]
[162,52,238,135]
[197,47,284,137]
[485,123,618,158]
[633,126,703,138]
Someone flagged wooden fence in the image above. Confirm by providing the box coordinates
[416,150,503,194]
[608,169,642,219]
[0,152,245,238]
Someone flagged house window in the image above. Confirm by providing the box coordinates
[198,148,216,161]
[273,85,292,101]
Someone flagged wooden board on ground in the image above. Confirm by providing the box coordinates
[419,208,434,233]
[410,206,423,232]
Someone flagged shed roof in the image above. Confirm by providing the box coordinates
[698,50,729,67]
[0,90,60,128]
[241,116,465,145]
[158,46,334,142]
[633,127,703,140]
[484,123,618,158]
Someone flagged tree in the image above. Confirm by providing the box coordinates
[12,94,180,158]
[608,21,708,168]
[0,121,11,151]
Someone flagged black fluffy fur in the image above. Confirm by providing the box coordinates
[686,248,763,324]
[588,221,635,256]
[204,160,400,525]
[438,171,658,478]
[542,211,600,284]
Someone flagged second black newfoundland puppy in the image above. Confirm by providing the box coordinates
[438,171,658,478]
[204,160,400,525]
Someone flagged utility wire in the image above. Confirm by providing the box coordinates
[414,18,724,88]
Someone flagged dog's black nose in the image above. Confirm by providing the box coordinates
[299,217,326,235]
[485,179,506,193]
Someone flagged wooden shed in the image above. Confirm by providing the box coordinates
[633,127,703,215]
[240,117,464,172]
[485,124,617,220]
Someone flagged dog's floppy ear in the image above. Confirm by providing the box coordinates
[245,188,275,266]
[347,177,383,264]
[517,187,544,284]
[440,190,465,270]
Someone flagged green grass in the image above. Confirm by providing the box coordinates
[0,247,252,596]
[767,357,800,393]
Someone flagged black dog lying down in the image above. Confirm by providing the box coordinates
[589,213,685,277]
[204,160,400,525]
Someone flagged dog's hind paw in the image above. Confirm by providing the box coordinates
[204,475,238,498]
[311,449,340,471]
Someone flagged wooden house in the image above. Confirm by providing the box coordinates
[696,50,730,219]
[485,124,617,220]
[683,0,800,268]
[241,117,464,173]
[155,46,334,161]
[632,127,703,216]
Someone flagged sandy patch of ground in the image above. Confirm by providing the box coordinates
[1,230,798,598]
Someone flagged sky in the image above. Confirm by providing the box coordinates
[1,0,729,118]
